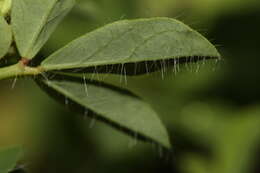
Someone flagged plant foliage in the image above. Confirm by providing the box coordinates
[0,0,220,169]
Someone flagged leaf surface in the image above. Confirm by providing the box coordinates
[41,17,220,73]
[11,0,75,59]
[0,146,22,173]
[0,16,11,59]
[37,77,171,148]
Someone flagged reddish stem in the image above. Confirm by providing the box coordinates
[20,58,30,66]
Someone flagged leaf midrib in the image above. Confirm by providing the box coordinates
[42,54,219,71]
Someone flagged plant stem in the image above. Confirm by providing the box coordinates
[0,62,43,81]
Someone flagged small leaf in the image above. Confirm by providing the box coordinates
[0,1,3,11]
[11,0,75,59]
[37,76,171,148]
[0,146,22,173]
[41,17,220,74]
[0,16,12,59]
[1,0,12,16]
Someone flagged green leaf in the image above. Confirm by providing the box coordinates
[37,77,171,148]
[0,16,11,59]
[11,0,75,59]
[0,146,22,173]
[41,17,220,74]
[1,0,12,16]
[0,1,3,11]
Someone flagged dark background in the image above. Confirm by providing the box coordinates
[1,0,260,172]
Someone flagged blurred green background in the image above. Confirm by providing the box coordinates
[1,0,260,172]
